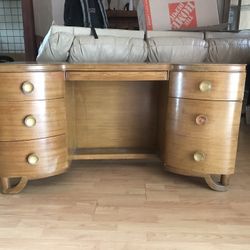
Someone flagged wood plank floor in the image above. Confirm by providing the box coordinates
[1,123,250,250]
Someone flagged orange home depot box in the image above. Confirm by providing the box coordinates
[137,0,219,30]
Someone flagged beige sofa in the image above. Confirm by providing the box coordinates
[146,30,250,64]
[37,25,250,65]
[36,25,148,63]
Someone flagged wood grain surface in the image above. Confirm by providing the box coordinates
[0,99,66,141]
[0,135,68,179]
[71,148,158,160]
[0,63,247,193]
[0,72,65,101]
[66,71,168,81]
[0,63,171,73]
[169,71,246,101]
[73,81,161,149]
[165,98,242,139]
[172,64,246,72]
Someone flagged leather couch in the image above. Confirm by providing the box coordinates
[36,25,147,63]
[37,25,250,65]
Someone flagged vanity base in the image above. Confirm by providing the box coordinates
[0,177,28,194]
[204,175,230,192]
[0,63,246,194]
[164,165,230,192]
[1,161,231,194]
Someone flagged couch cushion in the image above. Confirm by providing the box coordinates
[36,26,75,62]
[147,36,208,63]
[206,38,250,64]
[37,25,147,63]
[69,35,148,63]
[205,31,250,39]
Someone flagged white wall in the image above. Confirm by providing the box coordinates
[33,0,64,37]
[51,0,64,25]
[33,0,52,36]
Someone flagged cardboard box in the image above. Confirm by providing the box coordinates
[137,0,220,31]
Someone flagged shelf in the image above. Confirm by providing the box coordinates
[70,148,159,161]
[106,10,138,18]
[106,10,139,30]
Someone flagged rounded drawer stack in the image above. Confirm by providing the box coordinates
[0,72,68,183]
[164,68,245,180]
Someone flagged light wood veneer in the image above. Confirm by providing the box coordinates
[73,81,160,149]
[169,72,245,100]
[0,64,246,193]
[0,99,66,141]
[0,72,64,100]
[165,98,242,139]
[0,135,68,179]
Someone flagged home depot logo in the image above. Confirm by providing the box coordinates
[169,1,197,29]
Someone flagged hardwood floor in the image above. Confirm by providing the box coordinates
[0,122,250,250]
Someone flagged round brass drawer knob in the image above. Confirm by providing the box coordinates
[195,114,208,126]
[194,152,206,162]
[21,81,34,94]
[199,81,212,92]
[23,115,36,128]
[27,154,39,166]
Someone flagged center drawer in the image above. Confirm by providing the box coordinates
[169,71,245,101]
[0,99,66,141]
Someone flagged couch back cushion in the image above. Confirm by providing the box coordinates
[147,31,207,63]
[206,32,250,64]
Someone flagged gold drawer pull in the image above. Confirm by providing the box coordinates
[199,81,212,92]
[23,115,36,128]
[21,81,34,94]
[27,154,39,166]
[195,114,208,126]
[194,152,206,162]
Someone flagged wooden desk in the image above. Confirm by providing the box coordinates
[0,64,246,193]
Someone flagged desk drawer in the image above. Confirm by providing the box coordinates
[0,72,64,101]
[0,135,68,179]
[166,98,242,139]
[66,71,168,81]
[164,98,241,175]
[164,134,237,175]
[0,99,66,141]
[169,71,245,101]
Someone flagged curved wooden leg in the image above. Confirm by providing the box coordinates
[0,177,28,194]
[221,175,230,186]
[204,175,230,192]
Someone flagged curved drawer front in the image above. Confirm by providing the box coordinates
[169,71,245,100]
[164,134,237,175]
[0,135,68,179]
[164,98,241,175]
[0,72,64,101]
[166,98,242,139]
[0,99,66,141]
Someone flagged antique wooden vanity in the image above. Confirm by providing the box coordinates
[0,63,246,193]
